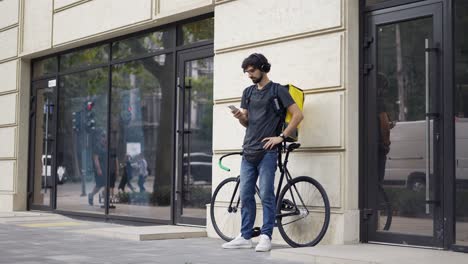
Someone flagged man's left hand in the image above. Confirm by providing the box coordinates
[262,136,283,150]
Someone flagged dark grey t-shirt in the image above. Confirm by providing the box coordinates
[240,81,295,151]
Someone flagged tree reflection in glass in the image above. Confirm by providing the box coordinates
[112,30,173,60]
[110,54,174,219]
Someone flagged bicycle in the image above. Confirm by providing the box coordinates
[210,142,330,247]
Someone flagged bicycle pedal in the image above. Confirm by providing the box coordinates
[251,227,261,237]
[281,199,295,211]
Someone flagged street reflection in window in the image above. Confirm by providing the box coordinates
[109,55,174,219]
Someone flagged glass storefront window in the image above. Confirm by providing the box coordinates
[30,17,213,224]
[33,57,57,79]
[110,54,174,219]
[454,0,468,247]
[56,67,109,214]
[112,30,173,60]
[179,17,214,45]
[60,45,110,72]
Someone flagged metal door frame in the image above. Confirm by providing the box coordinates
[174,45,214,226]
[28,78,58,211]
[362,1,445,248]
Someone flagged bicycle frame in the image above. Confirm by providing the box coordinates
[218,142,305,219]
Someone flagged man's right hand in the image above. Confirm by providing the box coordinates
[232,109,248,127]
[232,109,244,119]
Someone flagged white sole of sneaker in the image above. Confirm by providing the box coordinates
[222,245,253,249]
[255,247,271,252]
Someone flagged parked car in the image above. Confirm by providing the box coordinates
[183,152,212,184]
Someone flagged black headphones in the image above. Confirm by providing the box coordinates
[252,53,271,73]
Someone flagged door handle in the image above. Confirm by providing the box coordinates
[424,39,442,213]
[425,112,440,119]
[425,200,440,205]
[424,38,431,214]
[176,130,192,134]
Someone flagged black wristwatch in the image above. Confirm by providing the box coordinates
[279,133,287,141]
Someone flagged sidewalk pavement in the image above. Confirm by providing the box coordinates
[272,243,468,264]
[1,212,467,264]
[0,212,294,264]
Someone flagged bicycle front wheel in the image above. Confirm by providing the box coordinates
[210,177,242,242]
[277,176,330,247]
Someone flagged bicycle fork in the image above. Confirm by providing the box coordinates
[227,177,261,213]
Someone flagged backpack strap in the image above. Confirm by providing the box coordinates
[271,83,286,116]
[270,83,287,135]
[244,85,255,110]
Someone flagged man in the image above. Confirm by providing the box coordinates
[137,154,148,193]
[222,53,303,251]
[88,129,107,205]
[118,154,136,193]
[88,129,118,206]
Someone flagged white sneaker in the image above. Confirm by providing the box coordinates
[255,234,272,252]
[222,233,252,249]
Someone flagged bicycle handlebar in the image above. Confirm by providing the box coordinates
[218,152,242,172]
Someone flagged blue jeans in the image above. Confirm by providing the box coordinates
[240,150,277,239]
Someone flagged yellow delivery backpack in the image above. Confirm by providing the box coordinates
[280,84,304,141]
[245,83,304,141]
[284,84,304,126]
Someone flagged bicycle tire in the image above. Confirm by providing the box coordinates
[210,177,242,242]
[378,185,392,231]
[276,176,330,247]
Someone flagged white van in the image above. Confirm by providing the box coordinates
[41,154,52,187]
[384,118,468,190]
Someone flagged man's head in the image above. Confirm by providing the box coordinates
[241,53,271,84]
[95,128,107,145]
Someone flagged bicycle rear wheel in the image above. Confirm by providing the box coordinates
[277,176,330,247]
[210,177,242,242]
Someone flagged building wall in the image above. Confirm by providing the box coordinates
[0,0,23,211]
[209,0,360,245]
[0,0,360,245]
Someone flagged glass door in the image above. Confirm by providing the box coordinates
[29,79,58,210]
[364,2,444,247]
[175,46,213,225]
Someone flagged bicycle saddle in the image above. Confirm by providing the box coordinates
[286,143,301,151]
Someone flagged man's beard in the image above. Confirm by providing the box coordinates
[251,72,263,84]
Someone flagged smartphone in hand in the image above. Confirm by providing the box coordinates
[228,105,239,112]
